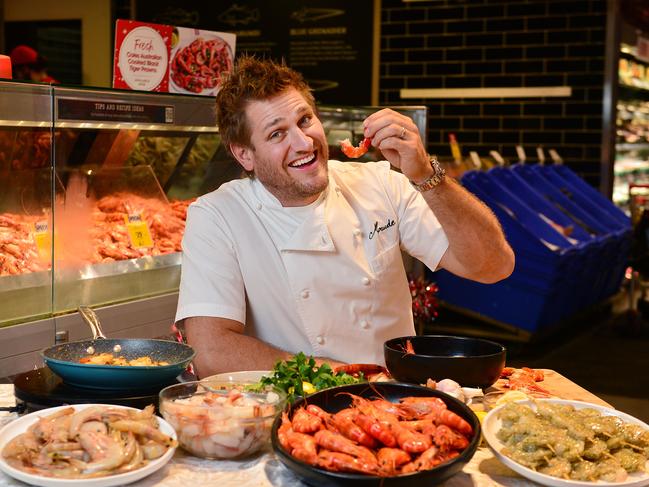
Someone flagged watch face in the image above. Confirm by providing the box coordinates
[433,158,446,175]
[411,156,445,192]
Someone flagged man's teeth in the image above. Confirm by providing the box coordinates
[289,155,315,167]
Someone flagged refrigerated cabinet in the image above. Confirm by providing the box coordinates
[0,82,228,375]
[0,81,426,376]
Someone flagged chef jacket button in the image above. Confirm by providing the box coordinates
[256,203,262,210]
[362,277,370,286]
[360,320,370,329]
[301,289,310,299]
[353,229,362,237]
[316,335,325,345]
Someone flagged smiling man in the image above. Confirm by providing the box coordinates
[175,56,514,378]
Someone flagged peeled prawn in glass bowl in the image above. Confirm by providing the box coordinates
[159,379,286,459]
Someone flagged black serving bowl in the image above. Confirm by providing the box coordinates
[384,335,506,389]
[271,382,480,487]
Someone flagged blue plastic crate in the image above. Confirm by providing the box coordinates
[488,166,594,243]
[452,175,581,330]
[536,166,629,231]
[528,165,631,299]
[550,165,630,226]
[485,166,609,305]
[433,166,630,335]
[512,164,612,235]
[434,268,566,333]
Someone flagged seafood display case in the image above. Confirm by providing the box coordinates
[0,82,426,376]
[0,82,54,326]
[0,82,229,369]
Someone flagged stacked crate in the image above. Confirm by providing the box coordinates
[433,165,631,335]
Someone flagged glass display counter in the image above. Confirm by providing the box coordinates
[0,82,225,328]
[0,82,54,326]
[0,80,426,376]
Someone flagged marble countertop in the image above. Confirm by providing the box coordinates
[0,383,550,487]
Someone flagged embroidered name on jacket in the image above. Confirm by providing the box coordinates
[368,218,396,239]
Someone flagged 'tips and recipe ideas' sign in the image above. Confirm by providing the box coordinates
[112,19,236,96]
[57,98,174,124]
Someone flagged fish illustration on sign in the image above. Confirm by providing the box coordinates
[306,79,339,92]
[291,8,345,23]
[154,7,200,26]
[218,4,261,26]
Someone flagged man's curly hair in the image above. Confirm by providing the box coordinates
[215,55,316,158]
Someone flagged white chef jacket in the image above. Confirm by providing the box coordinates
[175,160,449,365]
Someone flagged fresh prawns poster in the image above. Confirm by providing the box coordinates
[113,19,236,96]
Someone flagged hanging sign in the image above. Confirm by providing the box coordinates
[133,0,377,105]
[113,19,236,96]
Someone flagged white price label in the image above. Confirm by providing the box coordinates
[489,150,506,166]
[469,151,482,169]
[516,145,526,163]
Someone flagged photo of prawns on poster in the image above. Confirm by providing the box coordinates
[113,19,236,96]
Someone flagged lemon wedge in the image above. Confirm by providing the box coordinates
[475,410,487,424]
[496,390,529,405]
[302,381,317,395]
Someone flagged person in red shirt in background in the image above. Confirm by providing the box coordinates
[9,45,58,83]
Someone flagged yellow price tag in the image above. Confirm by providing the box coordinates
[33,221,51,260]
[124,214,153,249]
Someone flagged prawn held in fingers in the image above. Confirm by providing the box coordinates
[340,137,371,159]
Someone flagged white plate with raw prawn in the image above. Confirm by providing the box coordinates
[483,398,649,487]
[202,370,270,383]
[0,404,177,487]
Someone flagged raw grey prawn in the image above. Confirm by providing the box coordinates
[340,137,371,159]
[1,404,176,479]
[159,382,285,459]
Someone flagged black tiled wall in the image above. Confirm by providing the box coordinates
[379,0,607,186]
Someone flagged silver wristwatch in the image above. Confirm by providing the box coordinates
[410,155,446,192]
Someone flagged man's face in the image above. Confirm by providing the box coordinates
[231,88,329,207]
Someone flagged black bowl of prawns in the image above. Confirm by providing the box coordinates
[270,382,480,487]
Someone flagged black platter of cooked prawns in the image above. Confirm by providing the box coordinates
[271,382,480,487]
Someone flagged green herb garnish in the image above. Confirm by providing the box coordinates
[250,352,363,403]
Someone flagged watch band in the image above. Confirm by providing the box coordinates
[410,155,446,192]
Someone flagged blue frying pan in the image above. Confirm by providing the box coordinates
[41,307,195,391]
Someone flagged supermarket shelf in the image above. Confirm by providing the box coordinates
[400,86,572,99]
[617,143,649,151]
[619,83,649,95]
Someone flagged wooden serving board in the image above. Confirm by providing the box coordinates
[488,369,612,407]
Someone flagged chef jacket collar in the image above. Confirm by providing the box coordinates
[251,177,339,252]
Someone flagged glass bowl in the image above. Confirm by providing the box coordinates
[159,379,286,459]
